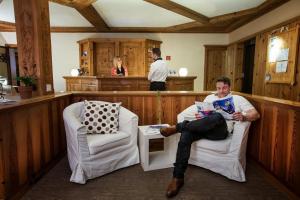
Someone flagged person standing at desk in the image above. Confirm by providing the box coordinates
[148,48,169,91]
[111,56,128,76]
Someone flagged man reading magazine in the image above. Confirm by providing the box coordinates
[160,76,260,198]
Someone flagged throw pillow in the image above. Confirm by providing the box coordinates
[82,101,121,134]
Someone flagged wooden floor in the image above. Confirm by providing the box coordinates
[20,156,299,200]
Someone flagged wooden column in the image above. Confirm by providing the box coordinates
[13,0,54,95]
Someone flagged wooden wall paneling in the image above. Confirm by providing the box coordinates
[50,100,59,157]
[59,99,68,150]
[128,96,144,125]
[0,136,3,199]
[252,20,300,101]
[112,96,129,108]
[225,44,235,82]
[233,44,244,91]
[271,107,292,181]
[204,46,227,90]
[28,106,43,175]
[247,101,263,160]
[253,33,267,95]
[161,96,175,125]
[41,104,51,164]
[94,41,116,76]
[0,94,70,199]
[143,96,158,125]
[259,104,276,170]
[287,110,300,191]
[0,113,16,199]
[119,41,144,76]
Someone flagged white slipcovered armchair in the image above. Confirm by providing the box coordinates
[63,101,140,184]
[177,105,251,182]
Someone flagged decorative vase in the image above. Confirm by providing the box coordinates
[18,86,33,99]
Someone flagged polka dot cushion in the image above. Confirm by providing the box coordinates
[82,101,121,134]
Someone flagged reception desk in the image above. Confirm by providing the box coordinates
[63,76,197,91]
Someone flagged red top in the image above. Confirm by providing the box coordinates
[111,66,128,76]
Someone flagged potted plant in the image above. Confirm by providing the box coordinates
[16,76,35,99]
[16,64,37,99]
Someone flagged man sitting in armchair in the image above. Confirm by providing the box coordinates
[160,76,260,198]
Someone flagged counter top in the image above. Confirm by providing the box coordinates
[63,76,197,79]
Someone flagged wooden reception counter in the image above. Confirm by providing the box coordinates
[63,76,197,91]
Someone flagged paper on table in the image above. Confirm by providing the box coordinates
[145,124,169,135]
[0,98,16,104]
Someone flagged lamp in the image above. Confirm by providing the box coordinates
[70,68,79,76]
[179,68,188,77]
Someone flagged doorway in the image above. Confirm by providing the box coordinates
[242,38,256,94]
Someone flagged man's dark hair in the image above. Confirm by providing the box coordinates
[152,48,161,57]
[216,76,231,86]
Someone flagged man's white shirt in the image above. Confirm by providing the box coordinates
[204,93,255,113]
[148,59,169,82]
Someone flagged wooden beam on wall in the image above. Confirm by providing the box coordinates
[144,0,210,25]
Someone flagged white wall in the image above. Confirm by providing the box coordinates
[0,33,6,46]
[229,0,300,43]
[0,32,228,92]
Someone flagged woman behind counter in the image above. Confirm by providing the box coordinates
[111,56,128,76]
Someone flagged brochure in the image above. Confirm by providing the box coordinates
[195,95,235,120]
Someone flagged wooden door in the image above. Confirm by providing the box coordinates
[226,43,244,91]
[119,41,144,76]
[94,41,115,76]
[204,45,227,90]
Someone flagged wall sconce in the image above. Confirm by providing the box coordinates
[70,68,79,76]
[179,68,188,77]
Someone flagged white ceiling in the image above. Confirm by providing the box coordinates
[0,0,266,27]
[171,0,266,17]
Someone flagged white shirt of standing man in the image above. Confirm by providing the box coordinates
[148,59,169,82]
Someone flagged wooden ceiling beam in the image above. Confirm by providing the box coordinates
[144,0,210,25]
[50,0,96,9]
[167,21,204,31]
[0,21,16,32]
[50,0,109,31]
[75,5,109,31]
[211,0,289,25]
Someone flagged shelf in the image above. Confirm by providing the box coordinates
[149,151,173,170]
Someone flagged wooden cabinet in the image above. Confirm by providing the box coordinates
[65,76,98,91]
[78,38,162,77]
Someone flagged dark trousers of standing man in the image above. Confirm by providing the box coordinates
[173,112,228,179]
[150,81,166,91]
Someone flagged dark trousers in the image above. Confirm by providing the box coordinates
[173,112,228,179]
[150,82,166,91]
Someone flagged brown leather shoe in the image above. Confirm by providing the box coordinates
[166,178,184,198]
[160,126,177,137]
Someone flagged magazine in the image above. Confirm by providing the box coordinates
[195,96,235,120]
[146,124,169,135]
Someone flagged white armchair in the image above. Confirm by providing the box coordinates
[63,101,140,184]
[177,105,251,182]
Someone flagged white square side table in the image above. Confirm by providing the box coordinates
[138,125,179,171]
